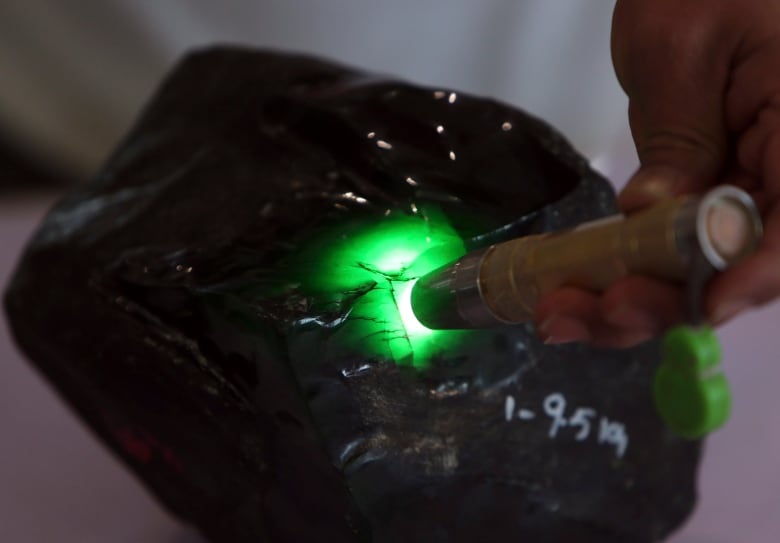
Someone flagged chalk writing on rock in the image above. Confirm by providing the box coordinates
[504,393,629,459]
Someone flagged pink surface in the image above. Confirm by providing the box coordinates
[2,196,779,542]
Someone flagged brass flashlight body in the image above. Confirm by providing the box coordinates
[480,198,687,322]
[479,187,760,323]
[411,185,762,329]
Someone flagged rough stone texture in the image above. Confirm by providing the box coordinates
[4,48,699,542]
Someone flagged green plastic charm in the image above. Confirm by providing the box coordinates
[653,325,731,439]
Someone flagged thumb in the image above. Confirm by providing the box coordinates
[617,105,727,213]
[611,0,735,212]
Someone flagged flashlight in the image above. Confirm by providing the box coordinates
[411,185,763,330]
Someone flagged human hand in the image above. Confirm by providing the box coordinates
[536,0,780,347]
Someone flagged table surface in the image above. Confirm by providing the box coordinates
[2,195,778,543]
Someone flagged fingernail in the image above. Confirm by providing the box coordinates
[607,305,656,330]
[619,173,678,210]
[712,299,751,325]
[539,315,591,345]
[625,175,675,200]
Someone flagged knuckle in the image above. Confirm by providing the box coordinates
[637,127,724,166]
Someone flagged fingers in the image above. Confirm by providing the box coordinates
[536,287,598,345]
[724,21,780,133]
[535,277,685,349]
[716,97,780,323]
[737,103,780,198]
[707,201,780,323]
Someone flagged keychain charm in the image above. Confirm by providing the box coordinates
[654,325,731,439]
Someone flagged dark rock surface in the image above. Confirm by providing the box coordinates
[4,48,699,543]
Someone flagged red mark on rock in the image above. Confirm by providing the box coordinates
[103,415,184,473]
[113,426,154,463]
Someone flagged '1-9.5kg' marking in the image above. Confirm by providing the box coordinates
[504,393,629,459]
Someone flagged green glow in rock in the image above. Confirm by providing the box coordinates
[296,205,472,368]
[373,248,420,275]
